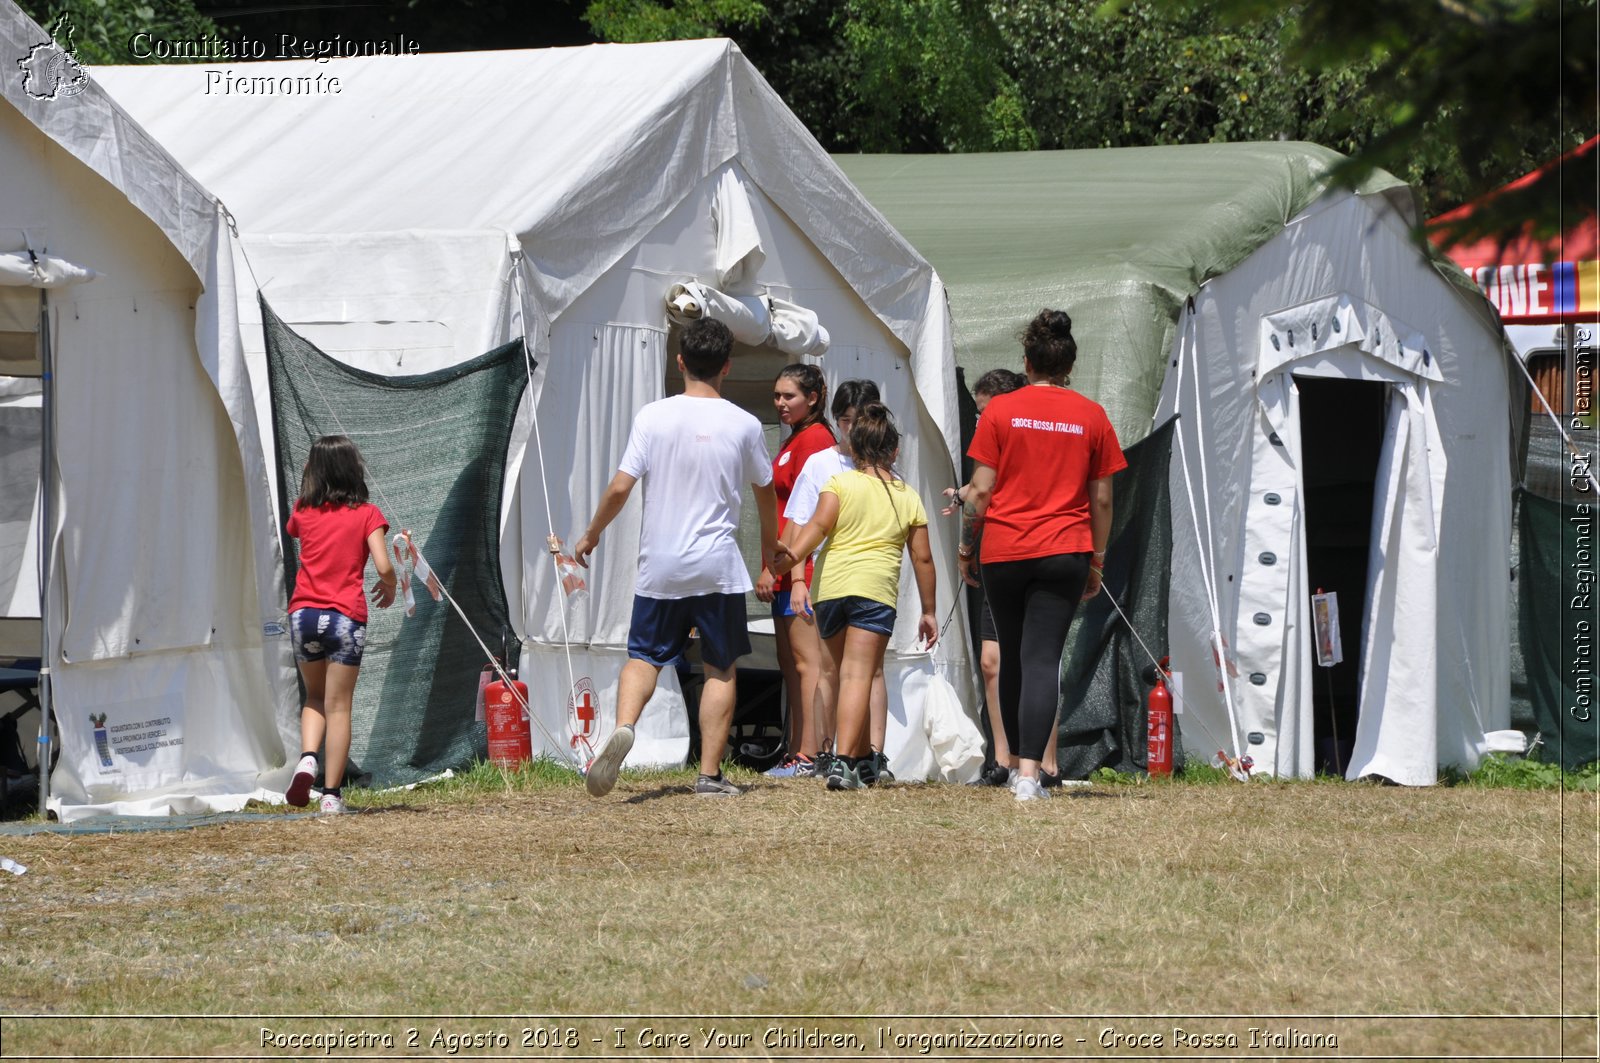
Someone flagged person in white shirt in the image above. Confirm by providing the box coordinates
[574,318,785,798]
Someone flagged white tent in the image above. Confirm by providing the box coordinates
[835,146,1516,785]
[1,0,293,818]
[96,40,979,782]
[1153,189,1516,785]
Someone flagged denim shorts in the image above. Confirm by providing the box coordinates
[289,607,366,666]
[815,595,897,639]
[628,593,751,671]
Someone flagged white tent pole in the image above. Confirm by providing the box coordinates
[35,288,53,817]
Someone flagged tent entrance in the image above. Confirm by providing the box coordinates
[1295,375,1386,774]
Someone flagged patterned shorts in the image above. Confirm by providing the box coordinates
[289,607,366,666]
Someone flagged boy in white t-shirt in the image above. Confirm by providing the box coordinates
[574,318,784,798]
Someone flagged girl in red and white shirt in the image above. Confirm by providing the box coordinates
[758,364,834,777]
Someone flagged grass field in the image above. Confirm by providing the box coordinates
[0,763,1595,1060]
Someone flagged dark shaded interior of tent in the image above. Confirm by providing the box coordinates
[1297,376,1386,775]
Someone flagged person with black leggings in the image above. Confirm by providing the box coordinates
[948,309,1126,802]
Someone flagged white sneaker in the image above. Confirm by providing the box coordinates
[1013,775,1050,802]
[285,754,317,808]
[318,792,346,814]
[585,724,635,797]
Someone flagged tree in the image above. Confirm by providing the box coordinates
[585,0,1037,151]
[15,0,221,65]
[1145,0,1596,244]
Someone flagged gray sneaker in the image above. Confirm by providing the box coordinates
[825,758,864,791]
[585,724,635,797]
[694,773,742,797]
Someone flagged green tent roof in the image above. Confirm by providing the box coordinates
[832,142,1411,444]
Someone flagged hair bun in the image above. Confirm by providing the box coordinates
[1047,309,1073,335]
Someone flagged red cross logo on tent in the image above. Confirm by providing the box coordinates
[567,677,598,763]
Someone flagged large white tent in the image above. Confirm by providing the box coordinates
[95,39,979,785]
[836,146,1517,785]
[1,0,293,818]
[1153,188,1517,785]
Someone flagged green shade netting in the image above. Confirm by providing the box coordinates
[1517,485,1600,771]
[1058,418,1176,777]
[263,297,529,786]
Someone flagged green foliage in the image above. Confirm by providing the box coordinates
[14,0,222,65]
[585,0,1036,151]
[838,0,1036,151]
[1094,754,1600,790]
[1445,752,1600,791]
[584,0,766,41]
[1159,0,1596,242]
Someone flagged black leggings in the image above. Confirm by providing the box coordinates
[980,552,1091,763]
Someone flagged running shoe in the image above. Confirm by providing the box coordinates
[318,792,346,815]
[825,758,864,791]
[1013,775,1050,802]
[694,773,742,797]
[975,762,1013,788]
[585,724,634,797]
[764,754,814,779]
[285,754,318,808]
[870,751,894,785]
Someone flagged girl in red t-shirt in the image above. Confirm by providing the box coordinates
[758,364,835,777]
[283,435,396,814]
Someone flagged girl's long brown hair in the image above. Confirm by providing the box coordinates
[297,434,370,509]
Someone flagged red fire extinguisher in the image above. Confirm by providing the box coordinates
[1146,657,1173,777]
[484,630,531,768]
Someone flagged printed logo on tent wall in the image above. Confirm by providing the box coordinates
[86,708,184,775]
[260,296,530,786]
[17,14,89,101]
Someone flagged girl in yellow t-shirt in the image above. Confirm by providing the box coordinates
[774,402,937,790]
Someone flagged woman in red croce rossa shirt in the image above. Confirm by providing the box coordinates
[951,310,1126,802]
[283,435,396,814]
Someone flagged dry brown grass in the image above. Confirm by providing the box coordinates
[0,773,1594,1060]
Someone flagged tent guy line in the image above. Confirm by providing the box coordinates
[1101,586,1243,779]
[507,248,591,767]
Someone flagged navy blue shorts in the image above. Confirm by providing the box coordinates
[815,596,897,639]
[289,607,367,666]
[628,593,751,671]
